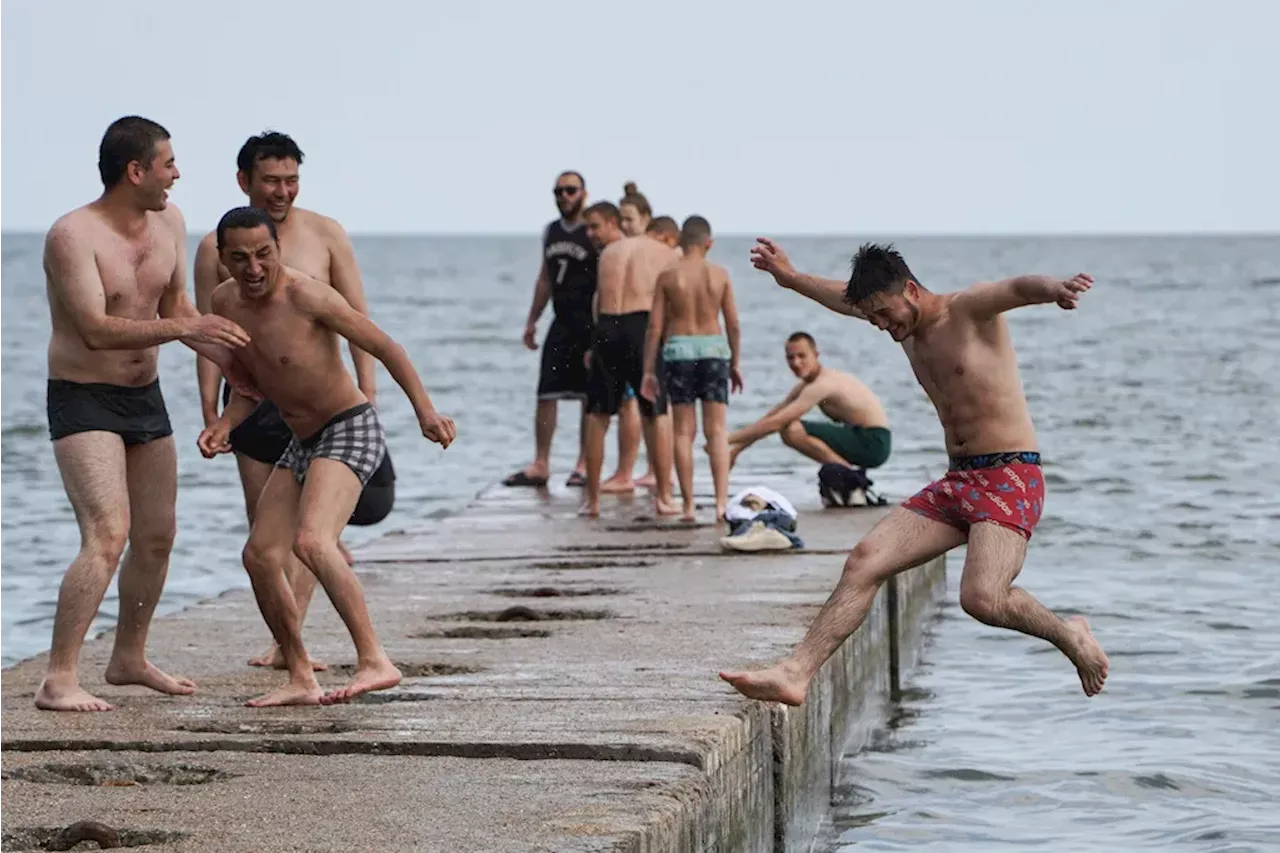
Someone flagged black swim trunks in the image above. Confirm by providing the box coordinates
[586,312,668,417]
[276,403,387,486]
[47,379,172,446]
[221,382,293,464]
[537,317,592,401]
[349,450,396,526]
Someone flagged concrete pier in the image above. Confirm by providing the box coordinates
[1,483,946,852]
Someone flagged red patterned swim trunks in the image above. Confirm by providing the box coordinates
[902,451,1046,540]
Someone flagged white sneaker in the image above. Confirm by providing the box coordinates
[720,521,793,552]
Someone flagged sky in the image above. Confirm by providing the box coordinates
[2,1,1278,235]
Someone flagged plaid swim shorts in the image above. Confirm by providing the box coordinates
[275,403,387,486]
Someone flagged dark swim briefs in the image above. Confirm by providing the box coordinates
[801,421,892,469]
[902,451,1045,540]
[221,382,293,464]
[586,312,668,417]
[47,379,172,446]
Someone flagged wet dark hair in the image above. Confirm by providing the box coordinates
[844,243,920,305]
[620,182,652,218]
[98,116,170,188]
[558,170,586,188]
[216,206,279,250]
[585,201,620,224]
[647,216,678,238]
[679,215,712,248]
[236,131,305,176]
[787,331,817,349]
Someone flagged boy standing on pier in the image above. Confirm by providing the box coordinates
[640,216,743,521]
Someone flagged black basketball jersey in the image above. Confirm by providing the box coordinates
[543,218,597,325]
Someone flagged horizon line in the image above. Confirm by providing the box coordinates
[2,228,1277,239]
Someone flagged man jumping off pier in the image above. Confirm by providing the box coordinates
[721,239,1110,705]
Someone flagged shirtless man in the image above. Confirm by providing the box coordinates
[640,216,743,521]
[198,206,456,706]
[37,116,252,712]
[727,332,891,473]
[721,239,1109,704]
[646,216,680,250]
[193,131,379,670]
[579,202,677,517]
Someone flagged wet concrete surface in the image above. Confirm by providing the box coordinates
[2,483,945,852]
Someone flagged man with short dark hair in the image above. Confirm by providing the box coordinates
[579,202,678,517]
[36,116,252,712]
[727,332,892,474]
[505,170,597,488]
[193,130,384,670]
[721,238,1109,706]
[199,206,456,707]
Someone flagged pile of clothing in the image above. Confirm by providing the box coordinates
[719,486,803,552]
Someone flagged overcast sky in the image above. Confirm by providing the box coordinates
[3,1,1277,235]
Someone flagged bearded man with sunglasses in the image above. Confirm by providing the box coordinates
[505,171,599,488]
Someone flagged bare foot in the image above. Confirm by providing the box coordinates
[681,506,697,522]
[1064,616,1110,696]
[34,677,115,712]
[320,659,402,705]
[715,505,728,523]
[600,474,636,494]
[654,498,682,517]
[719,662,809,706]
[577,502,600,518]
[104,660,196,696]
[338,539,355,567]
[245,677,324,708]
[635,471,657,488]
[248,643,328,672]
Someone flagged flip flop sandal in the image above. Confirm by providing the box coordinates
[565,471,587,487]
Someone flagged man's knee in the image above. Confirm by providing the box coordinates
[779,420,805,448]
[841,538,890,586]
[242,539,289,578]
[292,527,336,569]
[81,513,131,569]
[959,581,1004,625]
[128,520,176,563]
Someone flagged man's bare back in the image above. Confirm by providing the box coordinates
[596,236,678,315]
[211,268,366,436]
[658,257,732,337]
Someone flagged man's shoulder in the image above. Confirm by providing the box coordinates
[293,208,350,243]
[45,205,100,247]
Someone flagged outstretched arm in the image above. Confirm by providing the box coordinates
[294,282,455,446]
[750,237,867,320]
[325,220,378,404]
[952,273,1094,320]
[728,380,820,446]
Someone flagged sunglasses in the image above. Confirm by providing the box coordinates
[553,186,581,197]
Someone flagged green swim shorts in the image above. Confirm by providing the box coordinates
[801,421,892,469]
